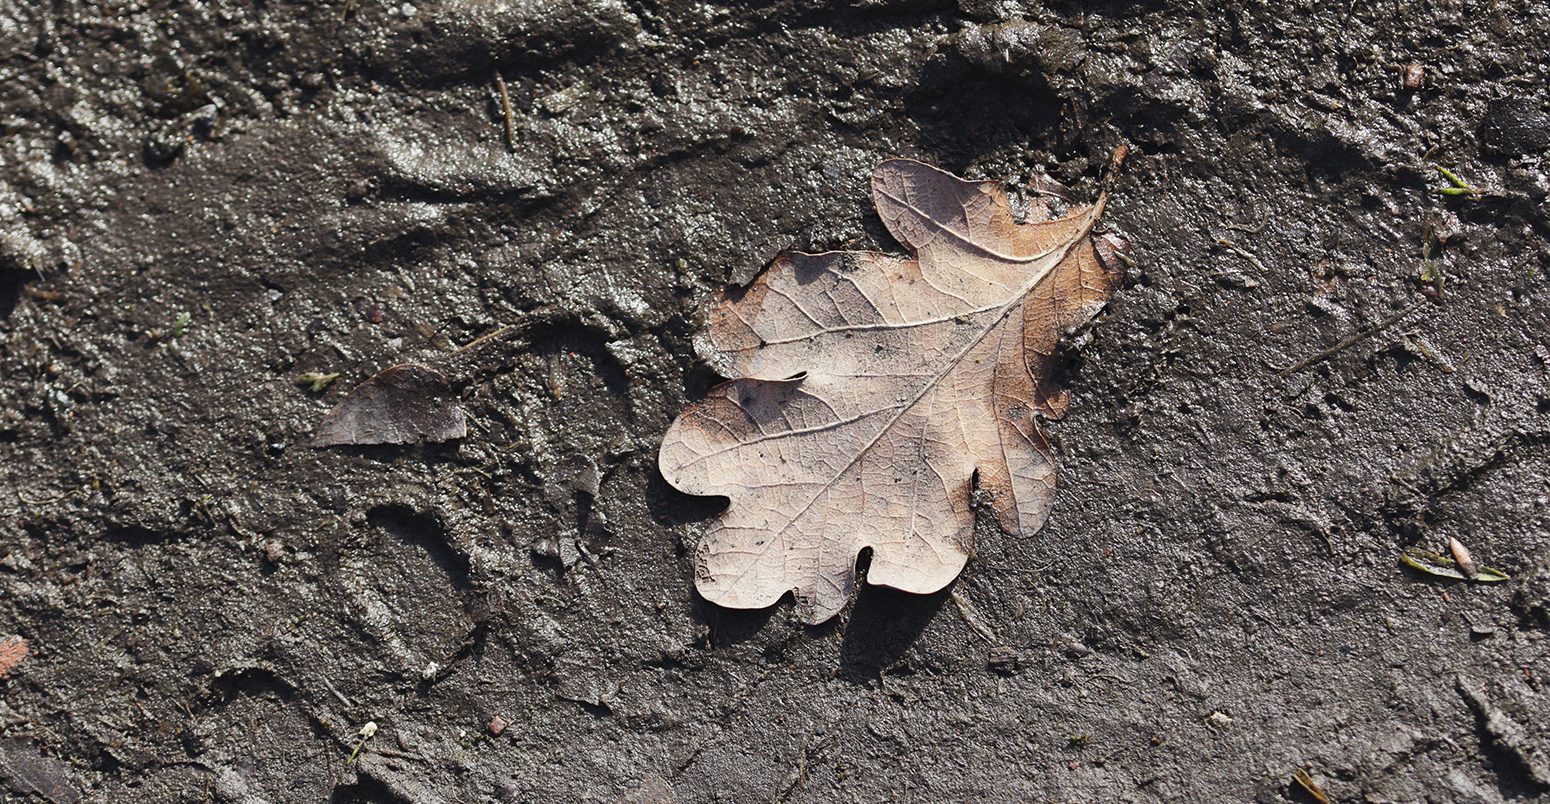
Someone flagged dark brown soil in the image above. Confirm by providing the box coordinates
[3,0,1549,801]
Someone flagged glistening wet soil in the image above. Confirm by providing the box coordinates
[2,1,1549,801]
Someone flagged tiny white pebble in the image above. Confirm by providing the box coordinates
[359,721,378,739]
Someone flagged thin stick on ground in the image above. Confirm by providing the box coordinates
[1276,299,1428,377]
[951,588,999,645]
[494,75,515,152]
[454,323,517,355]
[319,675,355,709]
[1215,237,1269,274]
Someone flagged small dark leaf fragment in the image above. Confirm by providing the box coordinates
[311,364,467,447]
[0,740,81,804]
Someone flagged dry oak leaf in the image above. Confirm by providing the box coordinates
[660,150,1127,624]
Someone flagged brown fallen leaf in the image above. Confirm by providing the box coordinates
[660,149,1127,623]
[311,364,467,447]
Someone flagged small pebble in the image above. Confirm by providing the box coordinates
[487,715,509,736]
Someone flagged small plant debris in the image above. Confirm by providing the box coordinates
[294,371,340,393]
[312,364,467,447]
[1291,768,1331,804]
[1418,217,1446,298]
[1213,237,1267,288]
[0,739,79,804]
[347,721,377,765]
[987,645,1021,675]
[1432,164,1478,197]
[1400,546,1509,583]
[1276,300,1427,376]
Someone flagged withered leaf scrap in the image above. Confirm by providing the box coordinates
[0,739,80,804]
[1400,546,1509,583]
[660,151,1127,623]
[311,364,467,447]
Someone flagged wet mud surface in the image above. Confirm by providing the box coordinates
[3,0,1550,801]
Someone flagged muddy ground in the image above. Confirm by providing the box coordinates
[3,0,1550,801]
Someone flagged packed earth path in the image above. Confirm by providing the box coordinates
[2,1,1549,801]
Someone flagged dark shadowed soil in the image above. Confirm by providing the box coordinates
[3,0,1550,801]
